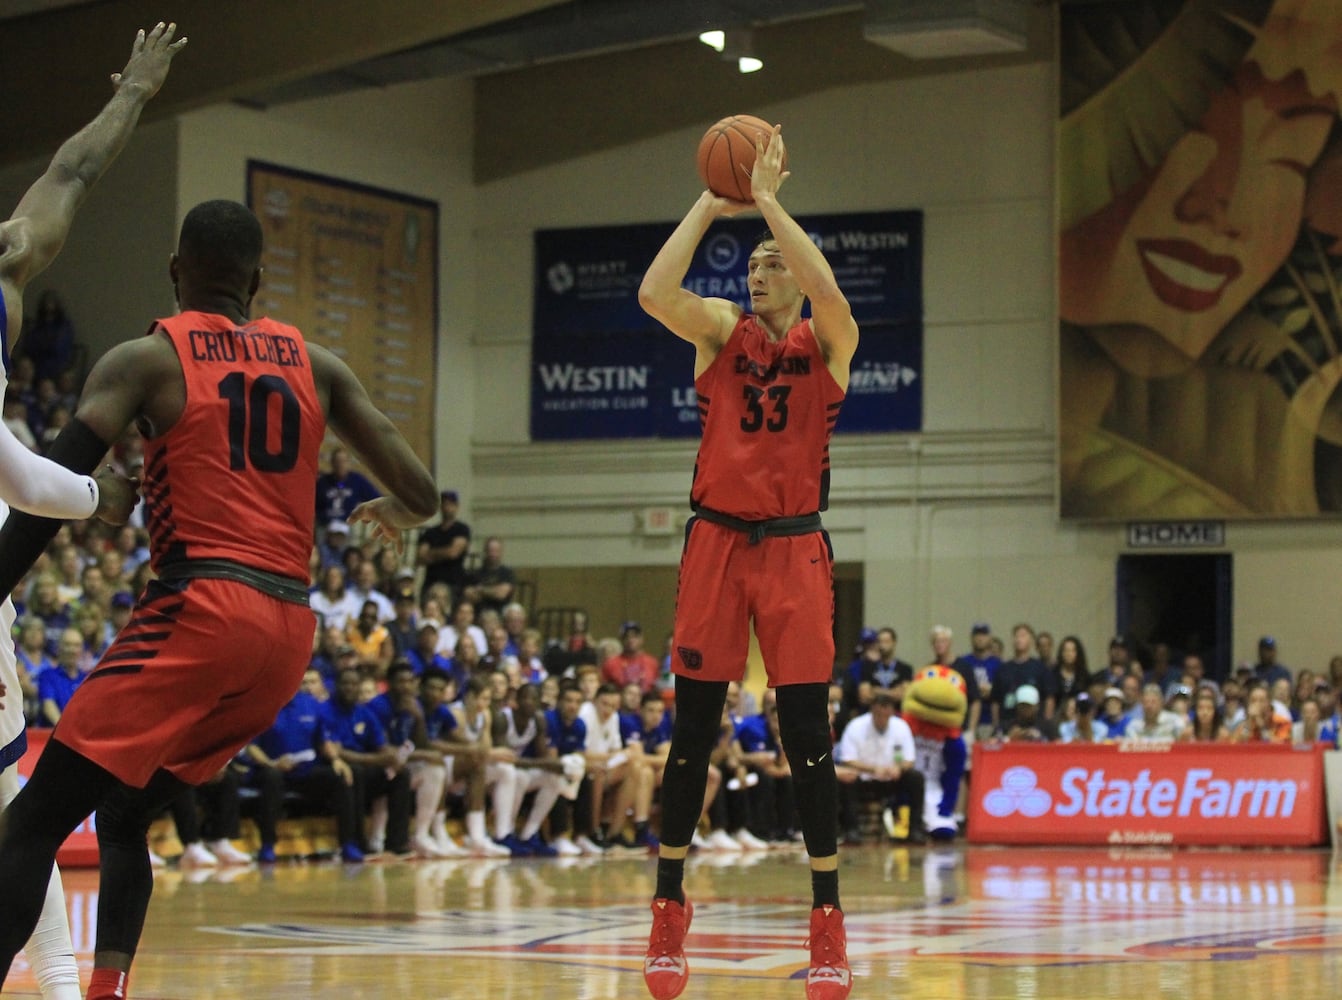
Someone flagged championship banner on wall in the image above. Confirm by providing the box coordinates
[246,162,439,466]
[968,742,1328,847]
[18,729,99,866]
[532,211,922,440]
[1059,1,1342,519]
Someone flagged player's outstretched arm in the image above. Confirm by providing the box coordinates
[638,192,744,351]
[2,22,187,291]
[310,343,438,547]
[749,127,858,368]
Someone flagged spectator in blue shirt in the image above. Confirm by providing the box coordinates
[37,627,87,727]
[246,684,361,863]
[545,682,590,856]
[324,667,411,857]
[315,446,381,527]
[735,689,797,844]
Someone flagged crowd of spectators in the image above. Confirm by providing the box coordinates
[11,440,1342,866]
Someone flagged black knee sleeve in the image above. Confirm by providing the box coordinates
[658,677,729,847]
[776,683,838,857]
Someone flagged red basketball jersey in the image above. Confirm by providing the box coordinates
[690,314,845,519]
[143,312,324,582]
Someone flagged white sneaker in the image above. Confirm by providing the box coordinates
[148,848,166,869]
[207,839,252,865]
[574,834,606,855]
[179,842,219,868]
[434,832,470,857]
[467,836,511,858]
[691,829,710,850]
[734,829,771,851]
[708,829,744,852]
[551,836,582,857]
[413,833,449,859]
[367,836,386,855]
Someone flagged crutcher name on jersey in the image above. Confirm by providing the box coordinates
[189,328,306,368]
[733,354,811,384]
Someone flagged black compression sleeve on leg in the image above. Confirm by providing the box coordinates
[95,769,190,958]
[657,677,729,848]
[0,417,113,595]
[776,683,838,858]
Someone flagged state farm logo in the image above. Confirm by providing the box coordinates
[983,766,1052,818]
[982,765,1302,821]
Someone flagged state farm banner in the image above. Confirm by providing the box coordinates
[532,211,922,440]
[19,729,99,866]
[969,742,1327,847]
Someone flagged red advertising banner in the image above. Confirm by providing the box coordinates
[17,729,99,866]
[968,742,1327,847]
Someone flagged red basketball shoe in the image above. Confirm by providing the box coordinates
[805,905,853,1000]
[644,896,693,999]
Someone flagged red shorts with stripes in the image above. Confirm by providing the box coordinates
[671,517,835,687]
[54,575,315,787]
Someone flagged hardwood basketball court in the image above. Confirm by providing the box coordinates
[8,844,1341,998]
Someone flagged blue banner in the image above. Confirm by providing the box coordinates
[532,211,922,439]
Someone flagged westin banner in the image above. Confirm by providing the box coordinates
[532,211,922,441]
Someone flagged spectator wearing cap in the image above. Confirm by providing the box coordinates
[1252,636,1291,689]
[1003,685,1058,743]
[314,445,381,528]
[405,618,459,684]
[385,586,421,657]
[108,590,135,634]
[1097,685,1131,738]
[1126,683,1187,741]
[1058,692,1107,743]
[1100,635,1132,687]
[601,621,661,693]
[309,564,362,634]
[416,490,471,606]
[840,627,880,728]
[317,518,352,572]
[953,622,1001,720]
[991,624,1057,732]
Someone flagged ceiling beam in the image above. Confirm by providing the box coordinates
[472,6,1053,183]
[0,0,568,164]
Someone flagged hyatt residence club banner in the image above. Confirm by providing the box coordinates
[1059,1,1342,519]
[247,162,438,465]
[532,211,922,440]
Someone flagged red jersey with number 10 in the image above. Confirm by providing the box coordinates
[690,314,845,520]
[142,312,324,582]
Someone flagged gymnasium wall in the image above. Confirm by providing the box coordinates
[8,55,1342,677]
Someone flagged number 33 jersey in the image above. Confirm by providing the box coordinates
[690,314,845,520]
[144,311,324,581]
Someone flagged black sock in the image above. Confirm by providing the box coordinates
[635,820,648,836]
[811,868,841,910]
[656,856,686,904]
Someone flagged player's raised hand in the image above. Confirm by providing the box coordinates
[750,125,791,203]
[111,22,188,98]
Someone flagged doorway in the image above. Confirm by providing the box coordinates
[1115,554,1232,680]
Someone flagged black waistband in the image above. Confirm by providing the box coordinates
[156,558,311,606]
[692,505,823,545]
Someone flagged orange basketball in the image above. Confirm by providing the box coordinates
[696,114,777,202]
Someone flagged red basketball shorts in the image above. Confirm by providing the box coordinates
[54,576,315,787]
[671,517,835,687]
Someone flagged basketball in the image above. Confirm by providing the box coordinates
[696,114,777,202]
